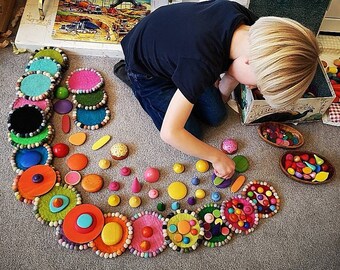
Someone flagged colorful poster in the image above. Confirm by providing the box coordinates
[52,0,151,44]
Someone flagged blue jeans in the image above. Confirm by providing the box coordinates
[126,69,227,139]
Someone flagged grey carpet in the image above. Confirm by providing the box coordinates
[1,45,340,270]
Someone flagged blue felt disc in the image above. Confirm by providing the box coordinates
[76,213,93,229]
[15,146,49,170]
[76,107,107,126]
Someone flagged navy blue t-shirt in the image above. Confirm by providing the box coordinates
[121,0,257,104]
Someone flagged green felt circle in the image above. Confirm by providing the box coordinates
[75,89,105,106]
[9,125,52,146]
[197,205,228,244]
[232,155,249,173]
[34,49,64,65]
[36,185,79,222]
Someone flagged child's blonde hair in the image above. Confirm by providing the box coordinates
[248,16,320,108]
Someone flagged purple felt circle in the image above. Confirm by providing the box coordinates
[211,173,232,188]
[54,100,73,114]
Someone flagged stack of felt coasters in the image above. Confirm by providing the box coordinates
[8,47,69,175]
[66,68,111,130]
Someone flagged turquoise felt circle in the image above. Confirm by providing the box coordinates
[26,58,60,77]
[20,74,52,96]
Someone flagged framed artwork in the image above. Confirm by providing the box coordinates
[52,0,152,44]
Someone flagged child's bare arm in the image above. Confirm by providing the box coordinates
[218,71,240,102]
[160,89,235,179]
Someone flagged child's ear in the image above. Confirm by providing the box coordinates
[245,57,250,65]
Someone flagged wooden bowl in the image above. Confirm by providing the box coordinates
[280,151,335,185]
[258,122,304,149]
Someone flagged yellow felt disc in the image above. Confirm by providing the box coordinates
[167,181,187,200]
[101,222,123,246]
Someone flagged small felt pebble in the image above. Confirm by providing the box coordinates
[191,176,200,185]
[81,174,103,192]
[144,167,160,183]
[171,201,180,210]
[66,153,88,171]
[313,171,329,182]
[64,171,81,186]
[55,86,69,99]
[68,132,87,146]
[221,138,238,154]
[131,177,142,193]
[195,189,206,199]
[211,192,221,202]
[108,194,121,207]
[314,154,324,165]
[62,115,71,134]
[230,175,246,193]
[148,189,159,199]
[98,159,110,169]
[120,166,131,176]
[92,135,111,150]
[195,159,209,173]
[187,196,196,205]
[142,226,153,238]
[108,181,120,191]
[129,196,141,208]
[140,240,151,252]
[54,100,73,114]
[157,202,166,211]
[173,163,185,173]
[52,143,69,158]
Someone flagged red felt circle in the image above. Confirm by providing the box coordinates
[63,204,104,244]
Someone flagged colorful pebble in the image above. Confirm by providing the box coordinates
[173,163,185,173]
[195,159,209,173]
[98,159,110,169]
[107,194,121,206]
[91,135,111,150]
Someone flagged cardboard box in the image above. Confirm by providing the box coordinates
[0,0,15,32]
[235,60,336,124]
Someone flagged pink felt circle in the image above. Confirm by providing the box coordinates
[12,97,49,111]
[68,70,102,92]
[130,214,164,252]
[64,171,81,185]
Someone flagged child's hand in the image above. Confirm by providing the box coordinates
[212,153,235,179]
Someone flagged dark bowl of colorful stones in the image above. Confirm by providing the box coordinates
[258,122,304,149]
[280,151,335,185]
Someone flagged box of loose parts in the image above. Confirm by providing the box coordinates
[235,59,336,124]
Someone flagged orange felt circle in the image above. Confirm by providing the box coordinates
[92,216,129,254]
[66,153,88,171]
[81,174,103,193]
[63,204,104,244]
[17,165,57,200]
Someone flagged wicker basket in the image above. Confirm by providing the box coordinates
[258,122,304,149]
[279,151,335,185]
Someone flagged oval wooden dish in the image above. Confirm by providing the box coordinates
[258,122,304,149]
[280,151,335,185]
